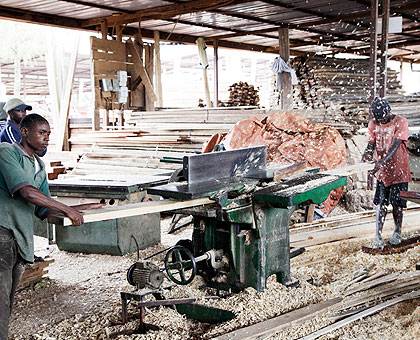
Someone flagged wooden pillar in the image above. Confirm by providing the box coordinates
[213,39,219,107]
[101,19,108,40]
[278,28,292,110]
[369,0,379,120]
[145,43,155,111]
[116,25,122,42]
[379,0,390,98]
[154,31,163,107]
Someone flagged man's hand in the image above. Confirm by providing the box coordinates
[372,159,385,174]
[362,142,375,163]
[63,206,85,226]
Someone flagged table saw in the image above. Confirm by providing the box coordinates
[48,174,167,255]
[147,146,347,292]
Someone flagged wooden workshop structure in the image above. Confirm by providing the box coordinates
[0,1,420,137]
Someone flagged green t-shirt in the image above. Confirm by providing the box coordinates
[0,142,50,263]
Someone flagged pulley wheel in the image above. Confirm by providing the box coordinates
[164,246,196,285]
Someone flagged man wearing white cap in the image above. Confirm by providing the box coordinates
[0,98,33,144]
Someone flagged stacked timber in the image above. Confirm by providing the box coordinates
[68,146,193,177]
[225,82,260,107]
[69,108,265,153]
[289,56,420,128]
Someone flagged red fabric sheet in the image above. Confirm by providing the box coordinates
[204,111,347,216]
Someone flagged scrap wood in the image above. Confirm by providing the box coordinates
[18,259,54,288]
[344,271,420,297]
[273,161,307,181]
[344,272,401,296]
[339,280,420,312]
[211,298,342,340]
[362,235,420,255]
[299,289,420,340]
[342,264,376,290]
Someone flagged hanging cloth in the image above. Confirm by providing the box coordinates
[272,56,298,91]
[196,37,209,69]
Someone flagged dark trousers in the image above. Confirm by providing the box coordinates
[0,227,24,340]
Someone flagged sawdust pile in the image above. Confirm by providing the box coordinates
[10,235,420,340]
[204,111,347,216]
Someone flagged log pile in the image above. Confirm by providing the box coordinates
[224,82,260,107]
[289,56,420,128]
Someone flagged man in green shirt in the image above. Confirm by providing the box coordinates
[0,113,103,339]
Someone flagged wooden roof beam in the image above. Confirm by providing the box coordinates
[351,0,420,23]
[81,0,251,27]
[298,1,420,28]
[0,5,82,29]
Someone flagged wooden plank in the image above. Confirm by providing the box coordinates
[273,161,307,181]
[299,290,420,340]
[126,40,157,103]
[211,298,342,340]
[290,208,420,247]
[91,36,126,52]
[48,197,214,226]
[154,30,163,107]
[145,43,155,110]
[92,50,127,62]
[322,163,374,176]
[93,60,128,74]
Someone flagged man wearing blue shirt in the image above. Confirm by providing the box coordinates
[0,98,32,144]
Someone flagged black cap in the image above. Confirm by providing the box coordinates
[371,97,391,119]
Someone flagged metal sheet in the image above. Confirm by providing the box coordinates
[183,146,266,184]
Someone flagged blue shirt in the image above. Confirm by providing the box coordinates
[0,120,47,156]
[0,120,20,144]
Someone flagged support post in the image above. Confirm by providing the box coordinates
[369,0,379,120]
[379,0,390,98]
[101,19,108,40]
[116,25,122,42]
[278,28,292,110]
[154,31,163,107]
[145,43,155,111]
[213,39,219,107]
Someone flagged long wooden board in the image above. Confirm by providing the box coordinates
[48,197,214,226]
[299,290,420,340]
[211,298,342,340]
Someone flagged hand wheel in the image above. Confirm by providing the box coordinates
[164,245,196,285]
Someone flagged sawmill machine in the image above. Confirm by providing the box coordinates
[141,146,347,292]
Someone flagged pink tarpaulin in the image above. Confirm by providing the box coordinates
[203,111,346,216]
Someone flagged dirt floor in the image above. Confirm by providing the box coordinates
[8,212,420,340]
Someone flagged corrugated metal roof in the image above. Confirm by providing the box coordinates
[0,0,419,62]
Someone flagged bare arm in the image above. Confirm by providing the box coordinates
[372,139,403,174]
[18,185,84,226]
[362,141,375,162]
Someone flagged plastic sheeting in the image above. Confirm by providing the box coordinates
[204,111,347,216]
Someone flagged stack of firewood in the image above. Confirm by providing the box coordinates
[226,81,260,107]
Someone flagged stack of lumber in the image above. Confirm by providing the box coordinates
[68,146,193,177]
[68,107,265,153]
[18,259,54,289]
[225,82,260,107]
[290,56,420,128]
